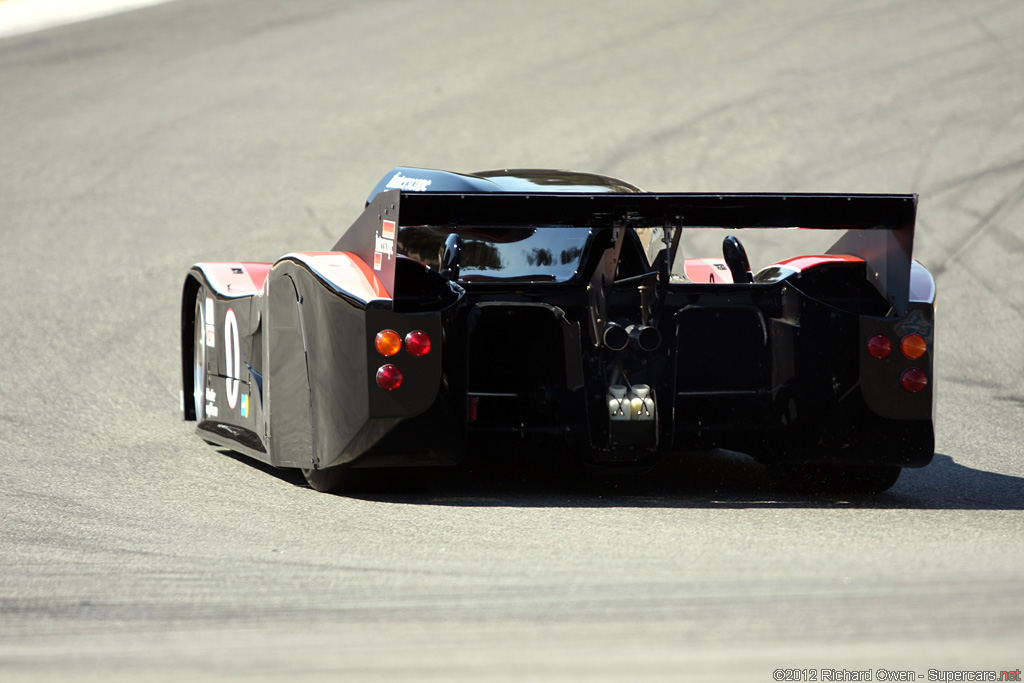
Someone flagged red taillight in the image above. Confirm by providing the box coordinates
[867,334,892,359]
[376,364,403,391]
[375,329,401,357]
[900,368,927,393]
[405,330,431,357]
[900,333,927,360]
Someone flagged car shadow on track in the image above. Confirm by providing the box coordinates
[348,451,1024,511]
[216,448,1024,510]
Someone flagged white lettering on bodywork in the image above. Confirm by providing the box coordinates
[224,309,240,410]
[386,172,432,192]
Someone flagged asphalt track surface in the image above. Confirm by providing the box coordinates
[2,1,1023,680]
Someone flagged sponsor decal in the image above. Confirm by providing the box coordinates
[206,387,217,402]
[224,309,240,410]
[241,393,249,419]
[385,172,431,192]
[206,403,219,418]
[374,235,395,257]
[374,218,396,271]
[205,298,215,347]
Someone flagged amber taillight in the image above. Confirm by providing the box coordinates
[900,334,927,360]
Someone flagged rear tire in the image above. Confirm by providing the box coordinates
[302,466,352,493]
[301,466,425,494]
[771,463,901,495]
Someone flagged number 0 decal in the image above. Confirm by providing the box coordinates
[224,308,240,410]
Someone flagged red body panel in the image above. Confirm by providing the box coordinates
[290,251,392,302]
[774,254,864,271]
[683,258,733,284]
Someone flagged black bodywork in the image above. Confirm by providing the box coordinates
[182,168,935,492]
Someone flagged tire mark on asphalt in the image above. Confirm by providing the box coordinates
[931,173,1024,268]
[928,156,1024,196]
[927,175,1024,319]
[597,2,1023,184]
[595,89,774,174]
[940,0,1020,54]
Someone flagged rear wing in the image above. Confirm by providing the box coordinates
[333,190,918,314]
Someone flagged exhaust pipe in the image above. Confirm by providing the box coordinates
[627,324,662,352]
[602,323,629,351]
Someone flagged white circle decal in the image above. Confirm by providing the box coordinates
[224,308,240,409]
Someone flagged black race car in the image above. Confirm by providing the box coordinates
[181,167,935,494]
